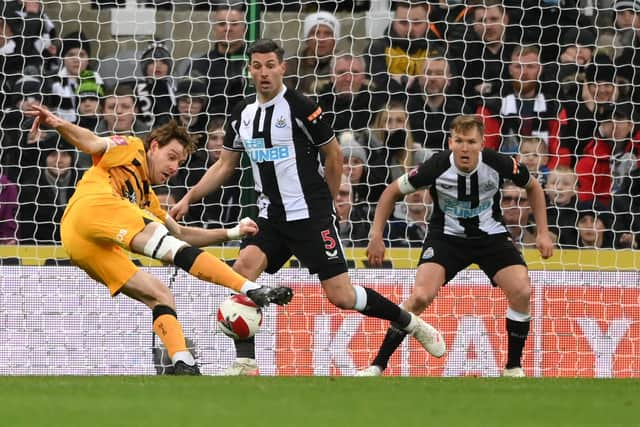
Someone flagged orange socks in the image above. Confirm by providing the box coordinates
[152,305,187,358]
[174,246,247,292]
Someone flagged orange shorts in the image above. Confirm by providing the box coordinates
[61,195,160,296]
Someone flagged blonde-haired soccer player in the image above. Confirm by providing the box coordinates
[27,105,292,375]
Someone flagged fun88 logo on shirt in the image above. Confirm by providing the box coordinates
[244,138,290,163]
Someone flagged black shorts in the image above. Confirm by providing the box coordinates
[418,232,526,285]
[241,216,348,281]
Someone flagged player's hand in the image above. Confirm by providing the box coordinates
[536,231,554,259]
[237,217,258,237]
[170,196,190,220]
[25,104,64,134]
[366,234,386,267]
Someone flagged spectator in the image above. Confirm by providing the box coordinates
[518,136,549,186]
[393,188,432,247]
[285,11,339,96]
[545,166,579,248]
[613,0,640,58]
[364,100,432,201]
[75,72,103,132]
[153,185,178,212]
[188,3,246,116]
[548,27,597,104]
[406,55,470,149]
[173,78,209,148]
[339,132,369,207]
[335,174,369,247]
[364,1,445,96]
[17,137,79,244]
[562,54,620,158]
[576,206,614,249]
[49,31,102,123]
[501,181,537,251]
[172,116,241,230]
[478,45,569,169]
[575,103,634,208]
[316,54,387,133]
[135,41,176,128]
[96,84,149,137]
[16,0,56,73]
[615,0,640,117]
[0,7,27,102]
[0,75,46,183]
[0,167,18,244]
[459,0,531,108]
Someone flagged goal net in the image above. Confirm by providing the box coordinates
[0,0,638,376]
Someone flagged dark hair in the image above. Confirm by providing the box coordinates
[145,120,197,156]
[207,115,227,132]
[101,83,137,106]
[247,39,285,62]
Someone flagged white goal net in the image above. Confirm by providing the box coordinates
[0,0,638,376]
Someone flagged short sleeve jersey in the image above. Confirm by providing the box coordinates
[73,135,165,220]
[223,86,335,222]
[405,149,530,238]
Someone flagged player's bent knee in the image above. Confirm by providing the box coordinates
[142,223,187,262]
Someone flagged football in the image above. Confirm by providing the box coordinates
[216,294,263,340]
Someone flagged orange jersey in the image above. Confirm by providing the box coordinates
[68,134,165,221]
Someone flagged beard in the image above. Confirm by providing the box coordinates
[512,80,538,96]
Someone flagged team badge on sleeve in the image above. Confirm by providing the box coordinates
[110,135,128,146]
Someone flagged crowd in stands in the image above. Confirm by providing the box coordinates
[1,0,640,253]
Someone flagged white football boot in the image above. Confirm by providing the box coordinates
[355,366,383,377]
[221,358,259,376]
[503,367,526,377]
[405,313,446,357]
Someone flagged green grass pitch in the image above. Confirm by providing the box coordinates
[0,377,636,427]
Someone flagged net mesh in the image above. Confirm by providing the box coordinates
[0,1,639,376]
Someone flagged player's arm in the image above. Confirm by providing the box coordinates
[27,104,109,155]
[367,178,408,267]
[525,178,554,259]
[319,137,342,200]
[170,149,241,220]
[164,215,258,247]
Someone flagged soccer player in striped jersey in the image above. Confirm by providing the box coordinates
[171,39,446,376]
[358,115,554,377]
[27,105,293,375]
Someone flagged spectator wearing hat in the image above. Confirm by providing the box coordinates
[0,75,47,183]
[613,0,640,58]
[561,54,620,158]
[134,41,176,128]
[187,3,246,116]
[17,135,80,244]
[48,31,102,123]
[75,70,103,132]
[173,79,209,148]
[284,10,340,96]
[575,201,615,249]
[547,27,597,104]
[315,54,387,133]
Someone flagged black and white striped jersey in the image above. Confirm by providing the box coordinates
[223,86,335,222]
[404,149,531,238]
